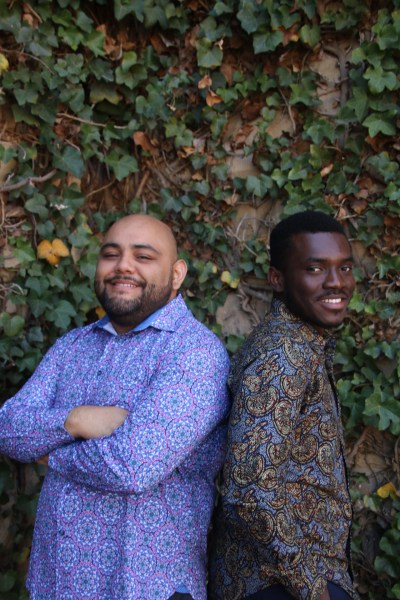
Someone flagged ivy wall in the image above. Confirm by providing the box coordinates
[0,0,399,598]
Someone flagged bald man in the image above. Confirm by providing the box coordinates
[0,214,230,600]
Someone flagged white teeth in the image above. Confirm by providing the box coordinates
[322,298,342,304]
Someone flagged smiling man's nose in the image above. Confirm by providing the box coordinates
[115,253,135,273]
[324,268,343,287]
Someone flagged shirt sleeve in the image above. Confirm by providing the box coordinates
[48,334,231,494]
[222,341,325,600]
[0,341,74,462]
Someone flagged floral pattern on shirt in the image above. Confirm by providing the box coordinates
[0,295,230,600]
[208,299,359,600]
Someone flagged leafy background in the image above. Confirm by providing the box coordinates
[0,0,399,598]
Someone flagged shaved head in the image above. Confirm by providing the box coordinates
[104,214,178,261]
[95,213,187,333]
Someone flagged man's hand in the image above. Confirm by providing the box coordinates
[65,406,128,439]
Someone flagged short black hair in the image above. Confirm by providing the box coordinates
[269,210,347,271]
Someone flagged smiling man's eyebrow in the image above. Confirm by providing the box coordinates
[100,242,161,254]
[130,243,160,253]
[305,255,353,262]
[100,242,119,251]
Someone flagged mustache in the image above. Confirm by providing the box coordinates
[105,276,145,287]
[316,291,349,300]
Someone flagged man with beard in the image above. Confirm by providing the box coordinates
[0,214,230,600]
[209,211,359,600]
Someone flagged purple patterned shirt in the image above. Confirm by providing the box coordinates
[0,295,230,600]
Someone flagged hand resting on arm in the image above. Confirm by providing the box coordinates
[64,405,128,439]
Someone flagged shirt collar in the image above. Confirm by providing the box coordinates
[271,298,336,352]
[94,294,187,336]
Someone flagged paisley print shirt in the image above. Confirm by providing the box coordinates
[209,299,358,600]
[0,295,230,600]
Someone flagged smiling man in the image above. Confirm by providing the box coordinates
[0,214,230,600]
[209,211,359,600]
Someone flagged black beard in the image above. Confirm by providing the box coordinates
[94,277,173,330]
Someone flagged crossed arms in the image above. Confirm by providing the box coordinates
[0,328,230,495]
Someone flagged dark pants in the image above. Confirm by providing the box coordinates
[168,593,193,600]
[244,582,352,600]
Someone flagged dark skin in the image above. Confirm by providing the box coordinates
[269,232,355,334]
[269,231,355,600]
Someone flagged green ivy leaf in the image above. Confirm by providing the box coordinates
[237,0,260,33]
[46,300,76,329]
[245,174,272,196]
[363,112,397,137]
[70,282,96,304]
[365,65,398,93]
[14,86,39,106]
[28,40,52,57]
[214,2,234,16]
[90,82,120,105]
[86,30,106,57]
[364,393,400,434]
[253,30,283,53]
[0,313,25,337]
[196,39,223,68]
[114,0,144,21]
[53,146,84,177]
[58,27,84,50]
[25,276,50,296]
[299,24,320,48]
[24,194,49,219]
[12,240,36,266]
[12,105,40,126]
[104,149,138,181]
[342,88,369,121]
[165,118,193,147]
[290,78,318,106]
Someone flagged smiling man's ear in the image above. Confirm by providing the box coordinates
[268,266,285,293]
[172,259,188,291]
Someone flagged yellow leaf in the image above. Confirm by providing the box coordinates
[221,270,240,289]
[377,482,397,499]
[37,240,61,265]
[37,240,52,258]
[45,253,60,266]
[0,53,9,73]
[95,306,106,319]
[52,239,69,257]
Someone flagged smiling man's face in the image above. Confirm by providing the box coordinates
[94,215,187,333]
[269,231,355,332]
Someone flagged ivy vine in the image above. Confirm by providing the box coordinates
[0,0,399,598]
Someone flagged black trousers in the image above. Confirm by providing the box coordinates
[168,593,194,600]
[244,582,352,600]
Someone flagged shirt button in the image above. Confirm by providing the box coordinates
[59,529,65,536]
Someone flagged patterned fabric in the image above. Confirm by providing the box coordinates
[208,299,359,600]
[0,295,230,600]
